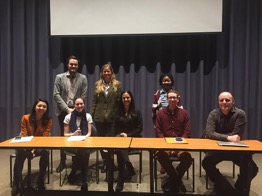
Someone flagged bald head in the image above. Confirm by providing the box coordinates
[218,92,235,115]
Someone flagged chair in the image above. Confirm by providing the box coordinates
[153,153,195,192]
[199,151,237,189]
[59,124,99,186]
[9,149,52,188]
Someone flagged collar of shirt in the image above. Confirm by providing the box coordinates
[166,106,179,115]
[102,80,111,86]
[219,106,236,116]
[160,88,167,94]
[66,71,77,78]
[159,89,168,107]
[102,80,111,95]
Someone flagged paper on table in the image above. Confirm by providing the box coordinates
[66,135,87,142]
[10,136,34,143]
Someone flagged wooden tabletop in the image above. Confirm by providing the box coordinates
[1,137,262,153]
[0,136,132,149]
[130,138,262,153]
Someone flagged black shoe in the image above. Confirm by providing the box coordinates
[101,160,118,173]
[163,186,180,193]
[80,182,88,192]
[33,184,46,192]
[179,181,186,193]
[161,177,180,193]
[67,173,76,185]
[56,162,66,173]
[101,160,107,173]
[11,186,20,196]
[115,182,124,192]
[162,184,180,194]
[214,175,236,195]
[126,162,136,176]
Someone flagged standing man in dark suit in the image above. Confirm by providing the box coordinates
[53,55,88,172]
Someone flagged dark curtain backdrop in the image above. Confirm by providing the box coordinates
[0,0,261,141]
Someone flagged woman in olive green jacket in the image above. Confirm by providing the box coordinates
[90,63,122,172]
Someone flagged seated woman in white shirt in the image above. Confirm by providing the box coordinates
[63,97,92,193]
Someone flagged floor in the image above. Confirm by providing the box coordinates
[0,149,261,196]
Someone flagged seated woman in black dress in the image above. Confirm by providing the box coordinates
[112,90,143,192]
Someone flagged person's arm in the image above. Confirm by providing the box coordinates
[64,124,81,136]
[152,91,159,112]
[42,118,52,136]
[155,111,164,138]
[204,112,228,141]
[152,91,160,126]
[53,75,70,113]
[20,115,29,137]
[226,110,246,142]
[64,124,73,136]
[80,75,88,101]
[231,110,246,138]
[227,135,241,142]
[86,123,92,137]
[115,82,122,105]
[182,111,191,138]
[85,113,92,137]
[90,88,98,117]
[126,110,143,137]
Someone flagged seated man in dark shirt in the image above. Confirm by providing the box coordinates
[202,91,258,195]
[155,89,192,193]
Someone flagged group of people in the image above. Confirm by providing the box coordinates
[152,73,258,195]
[11,56,142,195]
[11,55,258,195]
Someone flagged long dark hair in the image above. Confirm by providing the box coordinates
[29,98,50,128]
[118,91,136,116]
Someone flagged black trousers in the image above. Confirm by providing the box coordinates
[58,111,67,162]
[115,149,130,183]
[202,152,258,194]
[67,149,90,183]
[94,121,113,160]
[156,150,192,182]
[13,149,49,187]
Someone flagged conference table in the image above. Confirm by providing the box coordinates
[0,136,132,193]
[130,138,262,195]
[1,137,262,195]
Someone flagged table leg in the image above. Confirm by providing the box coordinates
[16,150,25,195]
[107,150,114,193]
[27,156,31,189]
[149,150,154,194]
[242,153,253,195]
